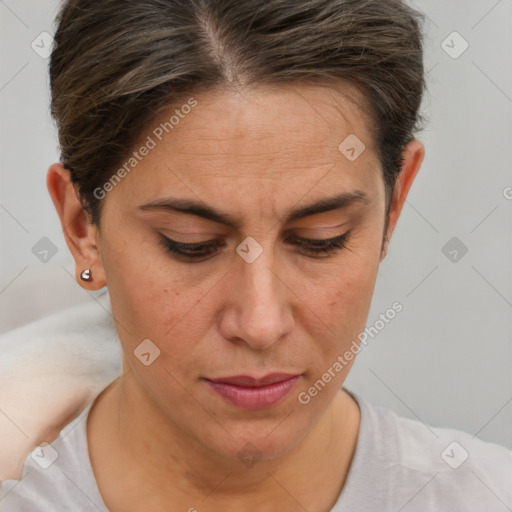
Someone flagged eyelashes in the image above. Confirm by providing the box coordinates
[284,232,351,256]
[158,236,225,259]
[158,231,352,262]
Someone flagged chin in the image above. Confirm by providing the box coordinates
[201,413,314,466]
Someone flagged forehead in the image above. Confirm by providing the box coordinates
[107,82,383,215]
[164,82,376,161]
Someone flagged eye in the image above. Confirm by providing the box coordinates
[158,234,224,262]
[284,231,352,257]
[158,231,352,262]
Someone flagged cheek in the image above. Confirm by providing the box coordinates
[314,257,379,330]
[100,236,222,381]
[328,228,383,326]
[295,263,378,404]
[330,262,378,315]
[100,236,192,340]
[302,258,381,378]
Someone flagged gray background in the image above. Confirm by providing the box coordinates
[1,0,511,450]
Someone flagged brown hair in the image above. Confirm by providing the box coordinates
[49,0,427,229]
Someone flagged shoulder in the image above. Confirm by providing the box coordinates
[0,401,109,512]
[346,390,512,510]
[0,292,122,484]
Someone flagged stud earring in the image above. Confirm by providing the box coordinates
[80,269,92,282]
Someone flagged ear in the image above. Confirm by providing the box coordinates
[46,163,107,290]
[380,139,425,261]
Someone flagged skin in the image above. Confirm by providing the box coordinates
[47,82,424,511]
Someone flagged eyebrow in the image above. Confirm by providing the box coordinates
[137,191,370,230]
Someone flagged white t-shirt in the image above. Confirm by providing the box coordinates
[1,387,511,511]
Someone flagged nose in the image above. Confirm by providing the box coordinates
[220,248,295,350]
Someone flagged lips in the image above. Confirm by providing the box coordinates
[207,373,299,387]
[204,373,302,410]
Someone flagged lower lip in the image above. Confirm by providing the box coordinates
[205,376,301,410]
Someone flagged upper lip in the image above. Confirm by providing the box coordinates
[206,373,300,387]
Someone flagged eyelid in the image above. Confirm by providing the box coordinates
[159,234,222,248]
[290,230,342,238]
[287,221,349,234]
[155,215,349,241]
[286,225,349,238]
[159,228,220,238]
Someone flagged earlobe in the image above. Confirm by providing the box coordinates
[46,163,107,290]
[379,139,425,262]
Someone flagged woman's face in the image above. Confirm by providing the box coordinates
[94,83,390,461]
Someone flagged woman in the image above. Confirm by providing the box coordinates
[1,0,511,510]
